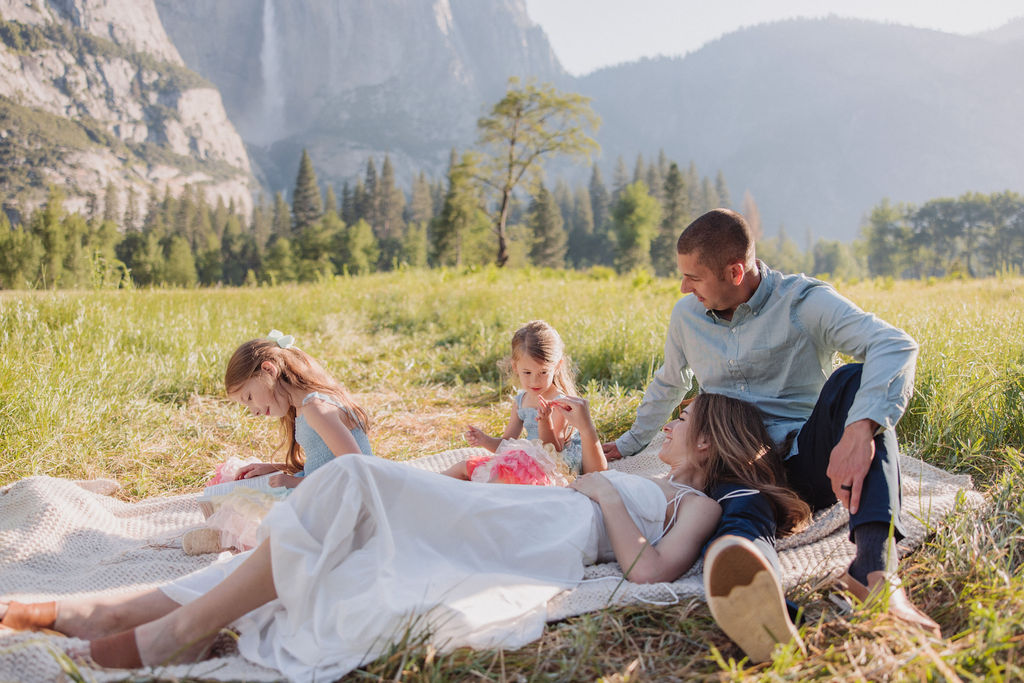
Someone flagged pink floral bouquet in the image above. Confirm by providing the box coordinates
[466,438,574,487]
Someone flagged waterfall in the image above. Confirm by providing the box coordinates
[258,0,286,145]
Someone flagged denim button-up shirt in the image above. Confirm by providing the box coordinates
[615,262,918,457]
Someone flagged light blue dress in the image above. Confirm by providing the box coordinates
[295,391,373,478]
[515,390,584,473]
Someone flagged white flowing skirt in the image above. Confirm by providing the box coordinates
[165,455,607,681]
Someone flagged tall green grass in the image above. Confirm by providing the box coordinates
[1,269,1022,679]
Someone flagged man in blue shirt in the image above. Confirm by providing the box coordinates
[603,209,939,662]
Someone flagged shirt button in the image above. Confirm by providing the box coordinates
[729,360,735,366]
[731,328,737,334]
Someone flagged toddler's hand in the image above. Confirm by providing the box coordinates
[235,462,280,480]
[536,395,554,420]
[465,425,486,446]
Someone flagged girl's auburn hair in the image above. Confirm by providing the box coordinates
[500,320,578,398]
[687,393,811,536]
[224,339,370,473]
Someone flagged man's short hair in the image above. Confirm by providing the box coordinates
[676,208,756,274]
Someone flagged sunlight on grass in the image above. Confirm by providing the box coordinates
[2,270,1022,679]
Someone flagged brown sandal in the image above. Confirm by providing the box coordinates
[1,601,58,631]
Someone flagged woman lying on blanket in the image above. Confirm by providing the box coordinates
[0,393,810,680]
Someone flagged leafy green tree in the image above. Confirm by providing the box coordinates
[612,181,661,273]
[527,183,567,268]
[292,149,323,233]
[262,237,296,284]
[0,213,43,288]
[402,221,429,268]
[475,77,599,266]
[162,234,198,287]
[757,226,809,274]
[860,199,910,277]
[339,218,379,275]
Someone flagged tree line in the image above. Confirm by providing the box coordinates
[0,147,734,288]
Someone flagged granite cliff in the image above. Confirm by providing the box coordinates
[154,0,566,193]
[0,0,256,219]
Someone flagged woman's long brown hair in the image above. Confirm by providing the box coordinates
[225,339,370,473]
[687,393,810,536]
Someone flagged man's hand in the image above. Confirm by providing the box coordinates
[602,442,623,461]
[826,419,878,514]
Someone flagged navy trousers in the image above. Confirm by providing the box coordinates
[706,364,905,576]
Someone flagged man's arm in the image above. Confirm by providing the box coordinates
[610,303,695,458]
[798,286,918,511]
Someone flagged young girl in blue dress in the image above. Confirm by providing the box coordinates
[445,320,606,479]
[226,330,373,488]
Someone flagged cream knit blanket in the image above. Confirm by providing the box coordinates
[0,434,983,682]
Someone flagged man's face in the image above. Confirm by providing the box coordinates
[676,251,741,314]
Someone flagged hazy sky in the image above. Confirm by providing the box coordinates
[524,0,1024,75]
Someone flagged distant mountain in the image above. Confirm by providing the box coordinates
[0,0,256,219]
[155,0,567,196]
[977,17,1024,43]
[577,18,1024,239]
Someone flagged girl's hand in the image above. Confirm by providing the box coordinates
[235,462,281,480]
[269,473,302,488]
[569,472,615,503]
[465,425,486,446]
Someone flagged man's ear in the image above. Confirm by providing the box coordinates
[726,262,745,286]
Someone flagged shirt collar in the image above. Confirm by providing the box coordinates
[703,260,775,321]
[745,260,774,315]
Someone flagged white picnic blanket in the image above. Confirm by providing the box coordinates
[0,434,984,682]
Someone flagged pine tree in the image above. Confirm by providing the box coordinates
[527,183,567,268]
[408,172,434,225]
[652,162,690,276]
[612,181,661,273]
[715,170,732,209]
[612,156,630,203]
[568,185,595,268]
[323,185,339,216]
[431,151,487,267]
[102,182,120,225]
[362,158,379,233]
[272,192,291,239]
[377,155,406,241]
[291,149,323,233]
[632,153,645,184]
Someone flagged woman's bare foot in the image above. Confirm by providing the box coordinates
[132,614,219,666]
[2,591,180,639]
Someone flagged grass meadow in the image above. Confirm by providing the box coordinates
[1,267,1022,680]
